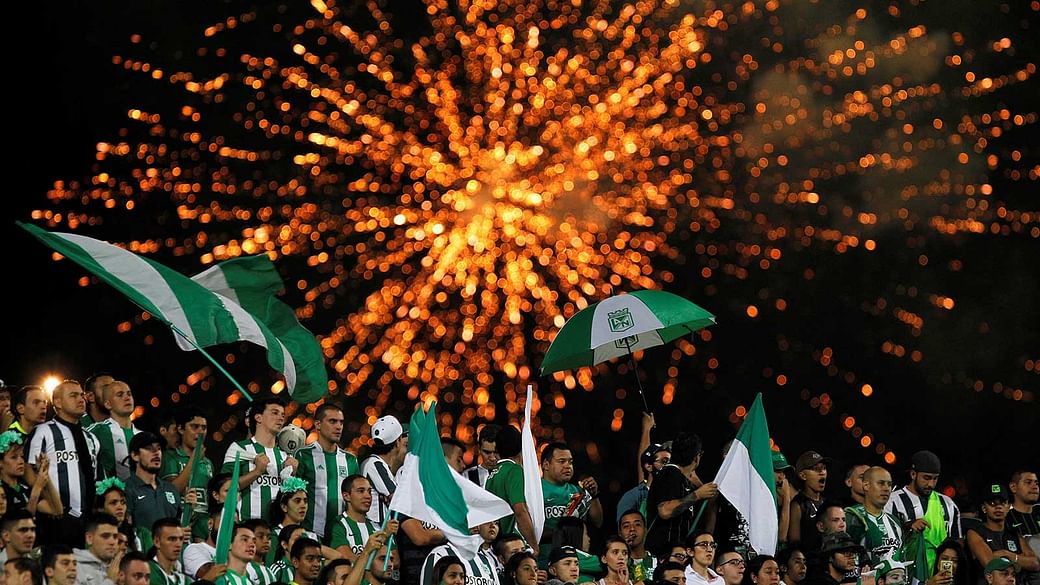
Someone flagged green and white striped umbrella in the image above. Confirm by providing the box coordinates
[541,290,716,375]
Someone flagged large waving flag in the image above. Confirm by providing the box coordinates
[191,255,327,404]
[522,385,546,544]
[19,223,317,400]
[714,393,778,555]
[389,402,512,560]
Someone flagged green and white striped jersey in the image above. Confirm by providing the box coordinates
[215,569,251,585]
[295,442,358,542]
[269,560,294,583]
[88,418,140,480]
[420,544,500,585]
[149,560,191,585]
[329,513,377,556]
[246,561,277,585]
[222,440,289,521]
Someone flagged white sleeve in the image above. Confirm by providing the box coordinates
[26,428,47,466]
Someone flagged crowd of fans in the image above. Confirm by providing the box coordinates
[0,377,1035,585]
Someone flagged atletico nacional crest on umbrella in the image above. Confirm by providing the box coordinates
[541,289,716,411]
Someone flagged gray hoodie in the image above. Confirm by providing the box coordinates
[73,549,116,585]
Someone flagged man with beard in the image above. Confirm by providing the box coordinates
[966,484,1039,584]
[844,466,869,508]
[791,451,832,552]
[1007,471,1039,540]
[845,468,903,565]
[803,533,864,585]
[885,451,962,573]
[125,433,183,551]
[73,514,122,585]
[618,510,655,583]
[87,381,140,480]
[714,550,746,585]
[296,403,358,544]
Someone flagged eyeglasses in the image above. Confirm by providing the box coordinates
[719,559,746,568]
[669,553,689,562]
[693,542,718,549]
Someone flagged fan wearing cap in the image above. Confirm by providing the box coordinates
[845,467,903,565]
[360,415,409,526]
[983,558,1018,585]
[124,431,185,551]
[966,483,1039,584]
[884,451,962,572]
[546,545,581,585]
[790,451,832,552]
[222,398,299,523]
[874,558,913,585]
[616,438,671,526]
[803,532,864,585]
[774,451,797,547]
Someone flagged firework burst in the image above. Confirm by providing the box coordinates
[38,0,1037,457]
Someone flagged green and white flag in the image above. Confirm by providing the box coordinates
[389,403,511,560]
[20,223,316,399]
[191,255,327,404]
[714,393,778,555]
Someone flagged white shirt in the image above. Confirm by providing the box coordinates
[685,566,723,585]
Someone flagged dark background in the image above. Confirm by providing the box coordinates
[5,0,1038,517]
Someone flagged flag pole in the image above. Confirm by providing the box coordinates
[165,322,253,402]
[180,432,205,527]
[365,511,397,572]
[383,511,399,571]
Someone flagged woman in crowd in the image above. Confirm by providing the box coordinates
[505,551,540,585]
[0,431,62,516]
[94,477,139,550]
[928,540,968,585]
[598,536,633,585]
[432,557,467,585]
[745,555,781,585]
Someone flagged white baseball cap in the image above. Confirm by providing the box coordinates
[371,415,406,445]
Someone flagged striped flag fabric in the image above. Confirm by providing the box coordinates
[20,223,322,401]
[714,393,779,555]
[389,402,512,560]
[214,452,241,564]
[522,385,546,544]
[191,255,327,404]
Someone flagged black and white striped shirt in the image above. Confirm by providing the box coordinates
[885,487,962,538]
[361,455,397,525]
[25,419,101,518]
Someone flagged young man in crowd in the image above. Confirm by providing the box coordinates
[645,432,718,556]
[215,525,258,585]
[539,442,602,557]
[330,475,381,560]
[73,514,122,585]
[886,451,962,573]
[0,511,37,567]
[296,403,358,544]
[81,374,114,428]
[116,553,150,585]
[160,408,213,543]
[4,557,42,585]
[485,426,539,555]
[125,432,182,551]
[10,387,48,438]
[463,424,500,488]
[1008,470,1039,538]
[790,450,832,551]
[844,465,869,508]
[965,484,1039,581]
[618,509,655,583]
[289,538,324,585]
[360,415,408,526]
[546,546,581,585]
[779,548,807,585]
[715,550,747,585]
[87,380,140,480]
[42,546,77,585]
[223,398,298,522]
[149,519,189,585]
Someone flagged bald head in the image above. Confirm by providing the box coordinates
[102,381,135,418]
[52,381,86,421]
[863,466,893,510]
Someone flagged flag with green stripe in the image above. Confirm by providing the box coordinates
[714,393,778,555]
[389,402,512,560]
[20,223,311,398]
[190,255,327,404]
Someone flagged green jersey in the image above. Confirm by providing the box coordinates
[296,442,358,542]
[629,554,658,584]
[485,460,526,538]
[541,479,592,531]
[245,562,277,585]
[222,440,289,521]
[149,561,190,585]
[845,504,904,565]
[330,513,377,556]
[87,418,140,479]
[269,560,294,583]
[161,446,215,541]
[215,569,250,585]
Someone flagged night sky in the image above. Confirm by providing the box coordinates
[5,0,1038,512]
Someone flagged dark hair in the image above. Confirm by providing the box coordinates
[208,473,233,511]
[276,524,304,560]
[317,559,353,585]
[654,561,686,581]
[175,407,207,428]
[41,545,74,570]
[933,540,968,585]
[290,537,322,560]
[1,509,35,531]
[85,513,120,534]
[341,474,369,494]
[231,523,255,543]
[4,557,42,585]
[602,535,630,556]
[241,518,271,533]
[551,516,587,550]
[440,436,466,453]
[314,403,343,423]
[119,551,151,574]
[151,517,182,540]
[684,530,713,548]
[845,464,868,481]
[670,433,703,467]
[618,508,645,526]
[1010,469,1036,484]
[269,484,307,526]
[817,501,846,523]
[715,547,743,568]
[12,386,43,413]
[777,547,803,572]
[504,551,536,585]
[246,398,286,434]
[493,533,525,560]
[744,555,777,585]
[433,556,467,584]
[496,426,522,459]
[540,442,570,464]
[0,386,11,398]
[478,424,501,445]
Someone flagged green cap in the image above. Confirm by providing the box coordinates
[984,558,1014,574]
[772,450,793,471]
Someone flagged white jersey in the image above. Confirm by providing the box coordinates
[420,544,499,585]
[245,562,277,585]
[25,419,101,518]
[361,455,398,525]
[222,440,292,521]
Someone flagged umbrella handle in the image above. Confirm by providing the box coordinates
[624,337,652,416]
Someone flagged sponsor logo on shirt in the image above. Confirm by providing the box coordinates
[55,449,79,464]
[256,475,282,488]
